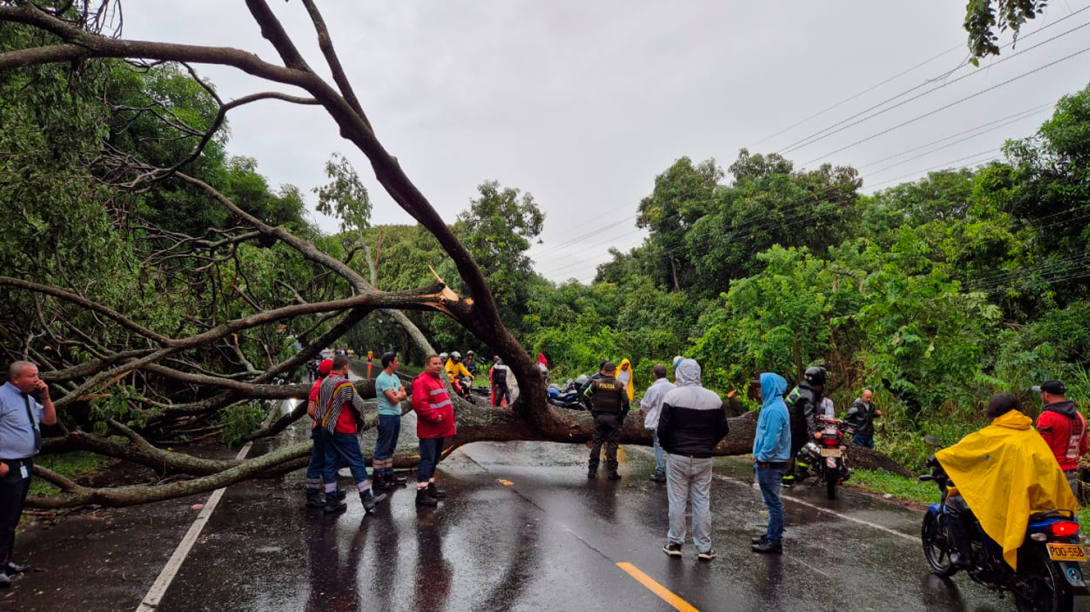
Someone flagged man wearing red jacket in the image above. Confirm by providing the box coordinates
[1034,379,1088,499]
[412,355,456,507]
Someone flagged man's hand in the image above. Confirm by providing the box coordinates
[35,379,49,399]
[876,410,883,416]
[0,463,8,478]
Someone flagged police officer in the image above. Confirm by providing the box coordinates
[583,361,630,480]
[783,366,826,486]
[0,362,57,588]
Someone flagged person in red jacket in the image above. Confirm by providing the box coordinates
[412,355,456,507]
[1034,379,1088,499]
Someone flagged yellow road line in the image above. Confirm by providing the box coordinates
[616,562,701,612]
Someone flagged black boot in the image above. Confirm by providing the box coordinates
[335,488,348,500]
[390,471,408,485]
[416,487,439,507]
[373,473,392,491]
[0,572,10,589]
[324,492,347,514]
[752,540,783,554]
[305,492,324,508]
[361,489,387,514]
[588,466,598,479]
[427,482,447,499]
[608,471,621,481]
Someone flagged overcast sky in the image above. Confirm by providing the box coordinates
[125,1,1090,284]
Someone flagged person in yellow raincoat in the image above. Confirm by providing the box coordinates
[937,393,1078,570]
[616,358,635,403]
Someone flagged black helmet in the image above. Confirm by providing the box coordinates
[804,366,827,386]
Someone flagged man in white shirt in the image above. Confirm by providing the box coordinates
[640,364,674,483]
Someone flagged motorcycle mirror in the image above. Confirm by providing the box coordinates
[923,434,943,448]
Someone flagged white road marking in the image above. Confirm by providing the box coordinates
[714,474,918,543]
[135,399,296,611]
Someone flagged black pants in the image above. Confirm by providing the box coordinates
[588,413,622,473]
[0,459,32,569]
[945,494,975,563]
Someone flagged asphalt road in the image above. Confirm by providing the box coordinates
[9,403,1088,612]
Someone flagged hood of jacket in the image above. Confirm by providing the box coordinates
[760,372,787,410]
[675,359,701,388]
[1044,400,1078,418]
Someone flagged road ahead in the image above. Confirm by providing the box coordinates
[152,439,1065,612]
[10,423,1086,612]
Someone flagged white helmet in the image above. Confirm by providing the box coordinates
[439,352,449,361]
[451,351,462,362]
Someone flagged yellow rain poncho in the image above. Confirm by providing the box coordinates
[616,358,634,402]
[936,410,1078,570]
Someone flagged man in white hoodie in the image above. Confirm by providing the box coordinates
[640,364,674,483]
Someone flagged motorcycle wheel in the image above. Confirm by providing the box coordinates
[824,464,838,500]
[1014,545,1073,612]
[921,512,957,577]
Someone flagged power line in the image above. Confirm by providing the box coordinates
[778,9,1090,156]
[803,42,1090,166]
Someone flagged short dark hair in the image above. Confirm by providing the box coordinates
[986,393,1021,420]
[381,352,398,368]
[332,354,350,371]
[425,354,441,365]
[653,364,667,379]
[602,361,616,374]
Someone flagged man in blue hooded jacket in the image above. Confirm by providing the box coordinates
[752,372,791,554]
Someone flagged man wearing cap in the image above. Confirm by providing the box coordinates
[1034,379,1088,499]
[583,361,629,480]
[0,362,57,587]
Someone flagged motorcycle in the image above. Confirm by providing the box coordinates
[451,375,476,405]
[919,435,1087,612]
[547,377,588,410]
[795,417,851,500]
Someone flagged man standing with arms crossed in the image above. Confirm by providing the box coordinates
[0,362,57,588]
[373,353,408,491]
[1034,379,1088,499]
[640,364,674,483]
[583,361,629,481]
[412,355,456,507]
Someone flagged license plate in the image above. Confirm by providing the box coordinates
[820,448,841,458]
[1047,543,1087,562]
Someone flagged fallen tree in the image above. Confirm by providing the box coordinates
[0,1,909,509]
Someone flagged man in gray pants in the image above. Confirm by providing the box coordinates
[657,359,730,561]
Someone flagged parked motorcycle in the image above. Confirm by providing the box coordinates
[547,377,588,410]
[795,417,851,500]
[919,435,1087,612]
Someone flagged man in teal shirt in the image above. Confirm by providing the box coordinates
[373,353,408,490]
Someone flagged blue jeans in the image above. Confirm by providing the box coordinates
[374,414,401,477]
[305,426,326,496]
[756,464,785,543]
[853,434,874,449]
[651,430,666,476]
[322,430,370,490]
[418,437,445,483]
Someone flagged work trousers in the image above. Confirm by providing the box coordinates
[666,455,713,553]
[588,412,622,473]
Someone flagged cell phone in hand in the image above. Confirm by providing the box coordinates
[30,388,44,402]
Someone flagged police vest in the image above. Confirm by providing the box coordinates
[592,379,624,413]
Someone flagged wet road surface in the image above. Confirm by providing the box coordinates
[149,438,1079,612]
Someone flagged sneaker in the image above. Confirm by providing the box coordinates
[415,488,439,507]
[649,473,667,483]
[663,542,683,557]
[427,483,447,499]
[608,472,622,481]
[751,535,768,545]
[752,540,783,554]
[361,490,388,513]
[697,549,718,561]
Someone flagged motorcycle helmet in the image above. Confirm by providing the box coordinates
[439,352,449,362]
[804,366,827,386]
[451,351,462,362]
[575,374,589,386]
[467,350,474,356]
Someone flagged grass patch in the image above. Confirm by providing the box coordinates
[29,451,102,496]
[849,468,939,506]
